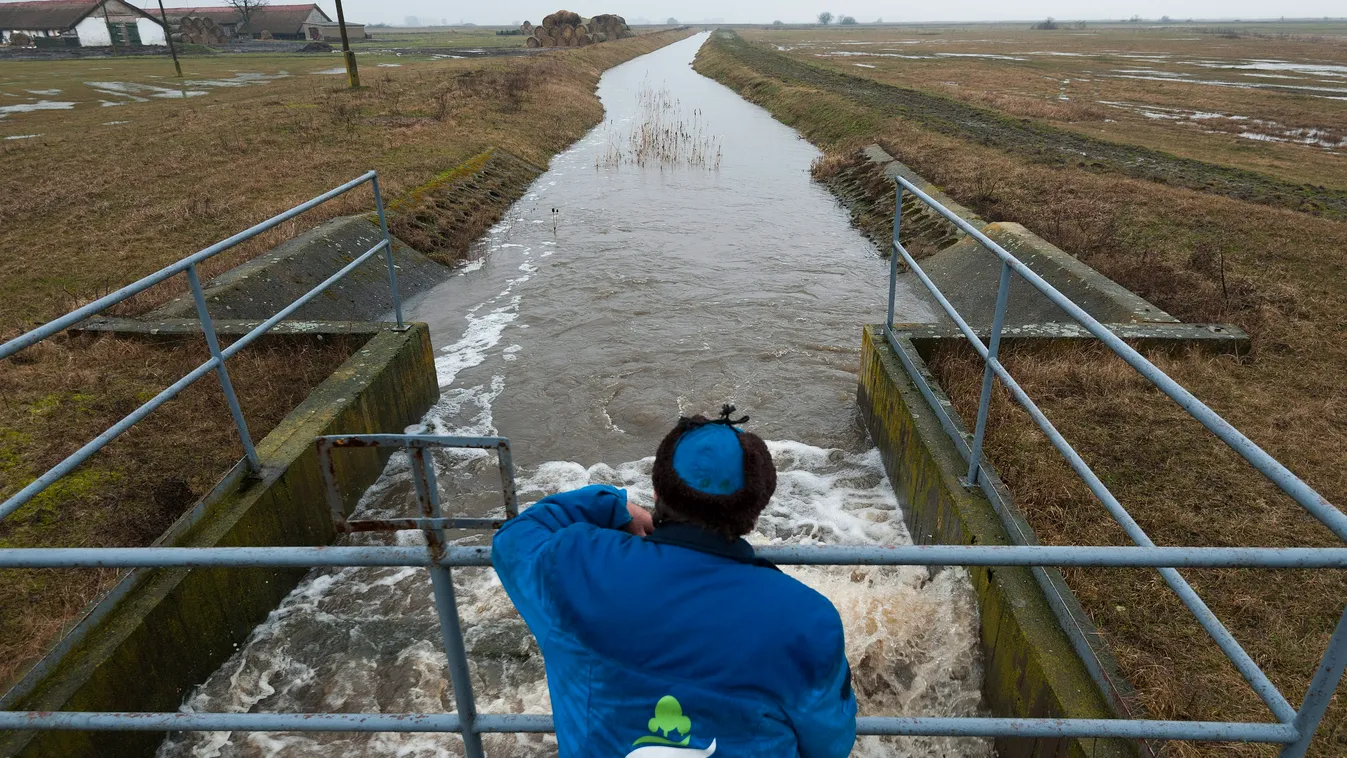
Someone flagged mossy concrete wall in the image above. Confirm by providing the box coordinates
[0,324,437,758]
[858,325,1132,758]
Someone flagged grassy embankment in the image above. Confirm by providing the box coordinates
[0,28,694,689]
[696,28,1347,756]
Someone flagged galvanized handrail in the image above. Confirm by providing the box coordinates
[884,177,1347,756]
[2,434,1347,755]
[0,172,403,522]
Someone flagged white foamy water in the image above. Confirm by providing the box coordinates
[158,34,984,757]
[159,442,985,758]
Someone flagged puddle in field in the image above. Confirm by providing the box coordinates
[0,100,75,118]
[3,133,40,140]
[1097,100,1347,149]
[0,72,292,119]
[157,32,987,758]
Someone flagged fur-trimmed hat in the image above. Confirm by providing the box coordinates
[651,405,777,538]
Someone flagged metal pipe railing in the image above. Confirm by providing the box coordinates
[0,173,403,521]
[883,179,1347,756]
[7,544,1347,570]
[3,432,1346,753]
[890,177,1347,544]
[1,540,1343,747]
[891,233,1297,723]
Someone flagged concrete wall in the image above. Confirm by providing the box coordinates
[72,17,110,46]
[857,325,1133,758]
[147,216,449,323]
[0,324,438,758]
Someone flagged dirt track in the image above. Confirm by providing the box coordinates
[711,32,1347,220]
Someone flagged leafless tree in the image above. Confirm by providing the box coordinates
[227,0,268,35]
[817,11,833,25]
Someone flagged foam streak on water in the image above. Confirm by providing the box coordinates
[159,33,985,758]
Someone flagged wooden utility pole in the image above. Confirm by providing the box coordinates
[333,0,359,88]
[155,0,183,77]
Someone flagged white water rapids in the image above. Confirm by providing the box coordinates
[158,33,988,758]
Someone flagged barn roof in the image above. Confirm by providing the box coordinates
[157,4,330,33]
[0,0,158,30]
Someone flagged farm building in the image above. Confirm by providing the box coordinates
[0,0,166,48]
[158,4,338,40]
[305,21,363,41]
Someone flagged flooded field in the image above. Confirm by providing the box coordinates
[0,53,418,129]
[742,23,1347,188]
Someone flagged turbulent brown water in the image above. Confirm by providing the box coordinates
[159,33,989,758]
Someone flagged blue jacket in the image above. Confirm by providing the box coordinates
[492,484,857,758]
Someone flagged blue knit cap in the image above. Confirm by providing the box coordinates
[671,424,745,495]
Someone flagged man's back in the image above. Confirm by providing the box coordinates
[493,484,857,758]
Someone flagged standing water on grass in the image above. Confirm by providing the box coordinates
[159,33,987,758]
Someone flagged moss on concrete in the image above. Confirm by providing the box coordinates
[857,325,1131,758]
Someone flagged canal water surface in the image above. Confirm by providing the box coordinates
[159,32,988,758]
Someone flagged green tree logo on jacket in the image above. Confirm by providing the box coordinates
[635,696,693,746]
[627,696,718,757]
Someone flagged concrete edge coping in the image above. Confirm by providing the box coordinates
[895,321,1251,356]
[860,143,989,232]
[977,223,1179,324]
[72,317,396,337]
[0,325,432,722]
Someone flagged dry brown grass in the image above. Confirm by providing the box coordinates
[0,333,359,687]
[699,31,1347,755]
[740,24,1347,190]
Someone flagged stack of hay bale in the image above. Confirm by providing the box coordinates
[171,15,228,45]
[522,10,633,48]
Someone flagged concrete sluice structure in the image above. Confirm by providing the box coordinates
[7,30,1343,758]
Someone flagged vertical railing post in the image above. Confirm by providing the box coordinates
[409,444,485,758]
[1279,602,1347,757]
[187,264,260,472]
[966,260,1013,485]
[497,442,519,519]
[887,183,904,338]
[370,174,406,330]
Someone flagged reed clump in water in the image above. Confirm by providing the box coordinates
[598,80,723,169]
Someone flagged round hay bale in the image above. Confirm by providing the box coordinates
[565,10,582,25]
[521,20,533,33]
[541,13,557,29]
[525,35,541,48]
[575,33,589,46]
[592,32,607,42]
[574,23,587,35]
[259,29,273,40]
[533,25,549,40]
[559,24,573,41]
[541,35,557,47]
[10,31,32,46]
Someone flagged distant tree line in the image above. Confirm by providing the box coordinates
[815,12,863,25]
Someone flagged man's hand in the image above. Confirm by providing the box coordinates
[624,502,654,536]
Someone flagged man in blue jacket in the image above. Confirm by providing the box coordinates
[493,406,857,757]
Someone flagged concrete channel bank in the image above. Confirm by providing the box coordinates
[0,225,443,757]
[849,146,1249,758]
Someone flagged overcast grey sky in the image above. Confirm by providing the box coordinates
[293,1,1342,27]
[71,0,1339,28]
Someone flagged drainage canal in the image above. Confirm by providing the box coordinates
[159,33,986,758]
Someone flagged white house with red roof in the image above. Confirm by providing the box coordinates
[0,0,165,47]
